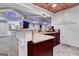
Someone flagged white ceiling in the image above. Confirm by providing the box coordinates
[0,3,54,17]
[0,3,38,17]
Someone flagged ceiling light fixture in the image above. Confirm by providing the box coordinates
[52,3,57,7]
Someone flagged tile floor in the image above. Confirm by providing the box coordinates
[53,43,79,56]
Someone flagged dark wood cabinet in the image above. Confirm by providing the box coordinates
[33,39,53,56]
[28,41,33,56]
[45,30,60,47]
[27,30,60,56]
[28,39,53,56]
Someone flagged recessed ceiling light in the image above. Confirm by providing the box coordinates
[52,4,57,7]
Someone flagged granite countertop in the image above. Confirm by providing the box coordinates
[17,29,58,33]
[16,29,56,43]
[32,33,55,43]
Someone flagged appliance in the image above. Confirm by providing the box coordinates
[23,21,29,28]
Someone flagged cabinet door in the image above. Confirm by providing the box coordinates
[28,41,33,56]
[33,39,53,56]
[45,33,60,47]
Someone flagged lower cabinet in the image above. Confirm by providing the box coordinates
[27,30,60,56]
[45,30,60,47]
[27,39,53,56]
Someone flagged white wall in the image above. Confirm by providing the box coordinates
[53,6,79,47]
[0,21,9,36]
